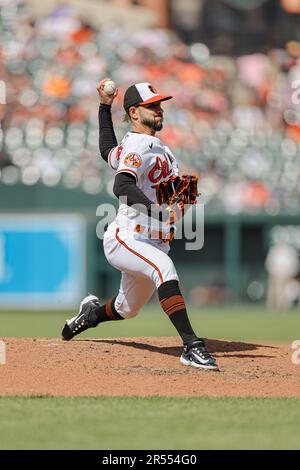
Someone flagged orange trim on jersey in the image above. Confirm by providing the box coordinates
[116,169,138,181]
[115,228,163,284]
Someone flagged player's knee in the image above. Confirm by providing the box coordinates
[153,261,178,288]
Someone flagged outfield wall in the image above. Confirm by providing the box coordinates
[1,184,299,307]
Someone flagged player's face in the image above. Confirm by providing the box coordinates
[138,101,164,131]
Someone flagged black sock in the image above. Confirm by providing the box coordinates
[158,280,198,345]
[95,297,124,323]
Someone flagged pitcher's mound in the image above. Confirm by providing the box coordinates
[1,337,300,397]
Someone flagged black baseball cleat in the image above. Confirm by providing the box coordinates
[62,294,101,341]
[180,338,219,371]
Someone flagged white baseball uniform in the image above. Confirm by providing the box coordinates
[103,131,180,319]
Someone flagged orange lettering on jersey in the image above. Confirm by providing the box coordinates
[148,156,172,183]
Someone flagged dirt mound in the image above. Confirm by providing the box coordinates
[1,337,299,397]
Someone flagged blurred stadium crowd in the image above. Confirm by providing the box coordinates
[1,0,300,214]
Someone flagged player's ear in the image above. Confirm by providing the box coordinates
[129,106,139,121]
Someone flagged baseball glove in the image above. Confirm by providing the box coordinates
[156,175,199,207]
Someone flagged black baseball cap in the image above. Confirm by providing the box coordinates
[123,82,173,111]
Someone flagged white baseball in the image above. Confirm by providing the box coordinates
[103,80,116,95]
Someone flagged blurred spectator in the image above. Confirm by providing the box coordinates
[43,76,71,99]
[265,242,300,310]
[190,276,227,306]
[0,0,300,208]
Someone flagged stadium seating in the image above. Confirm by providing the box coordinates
[1,1,300,213]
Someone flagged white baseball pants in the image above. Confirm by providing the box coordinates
[103,224,179,319]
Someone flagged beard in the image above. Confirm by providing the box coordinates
[141,117,163,132]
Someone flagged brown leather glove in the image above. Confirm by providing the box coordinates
[156,175,199,208]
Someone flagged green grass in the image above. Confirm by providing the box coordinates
[0,396,299,450]
[1,309,299,450]
[1,305,300,341]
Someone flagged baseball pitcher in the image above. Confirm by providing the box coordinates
[61,79,218,371]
